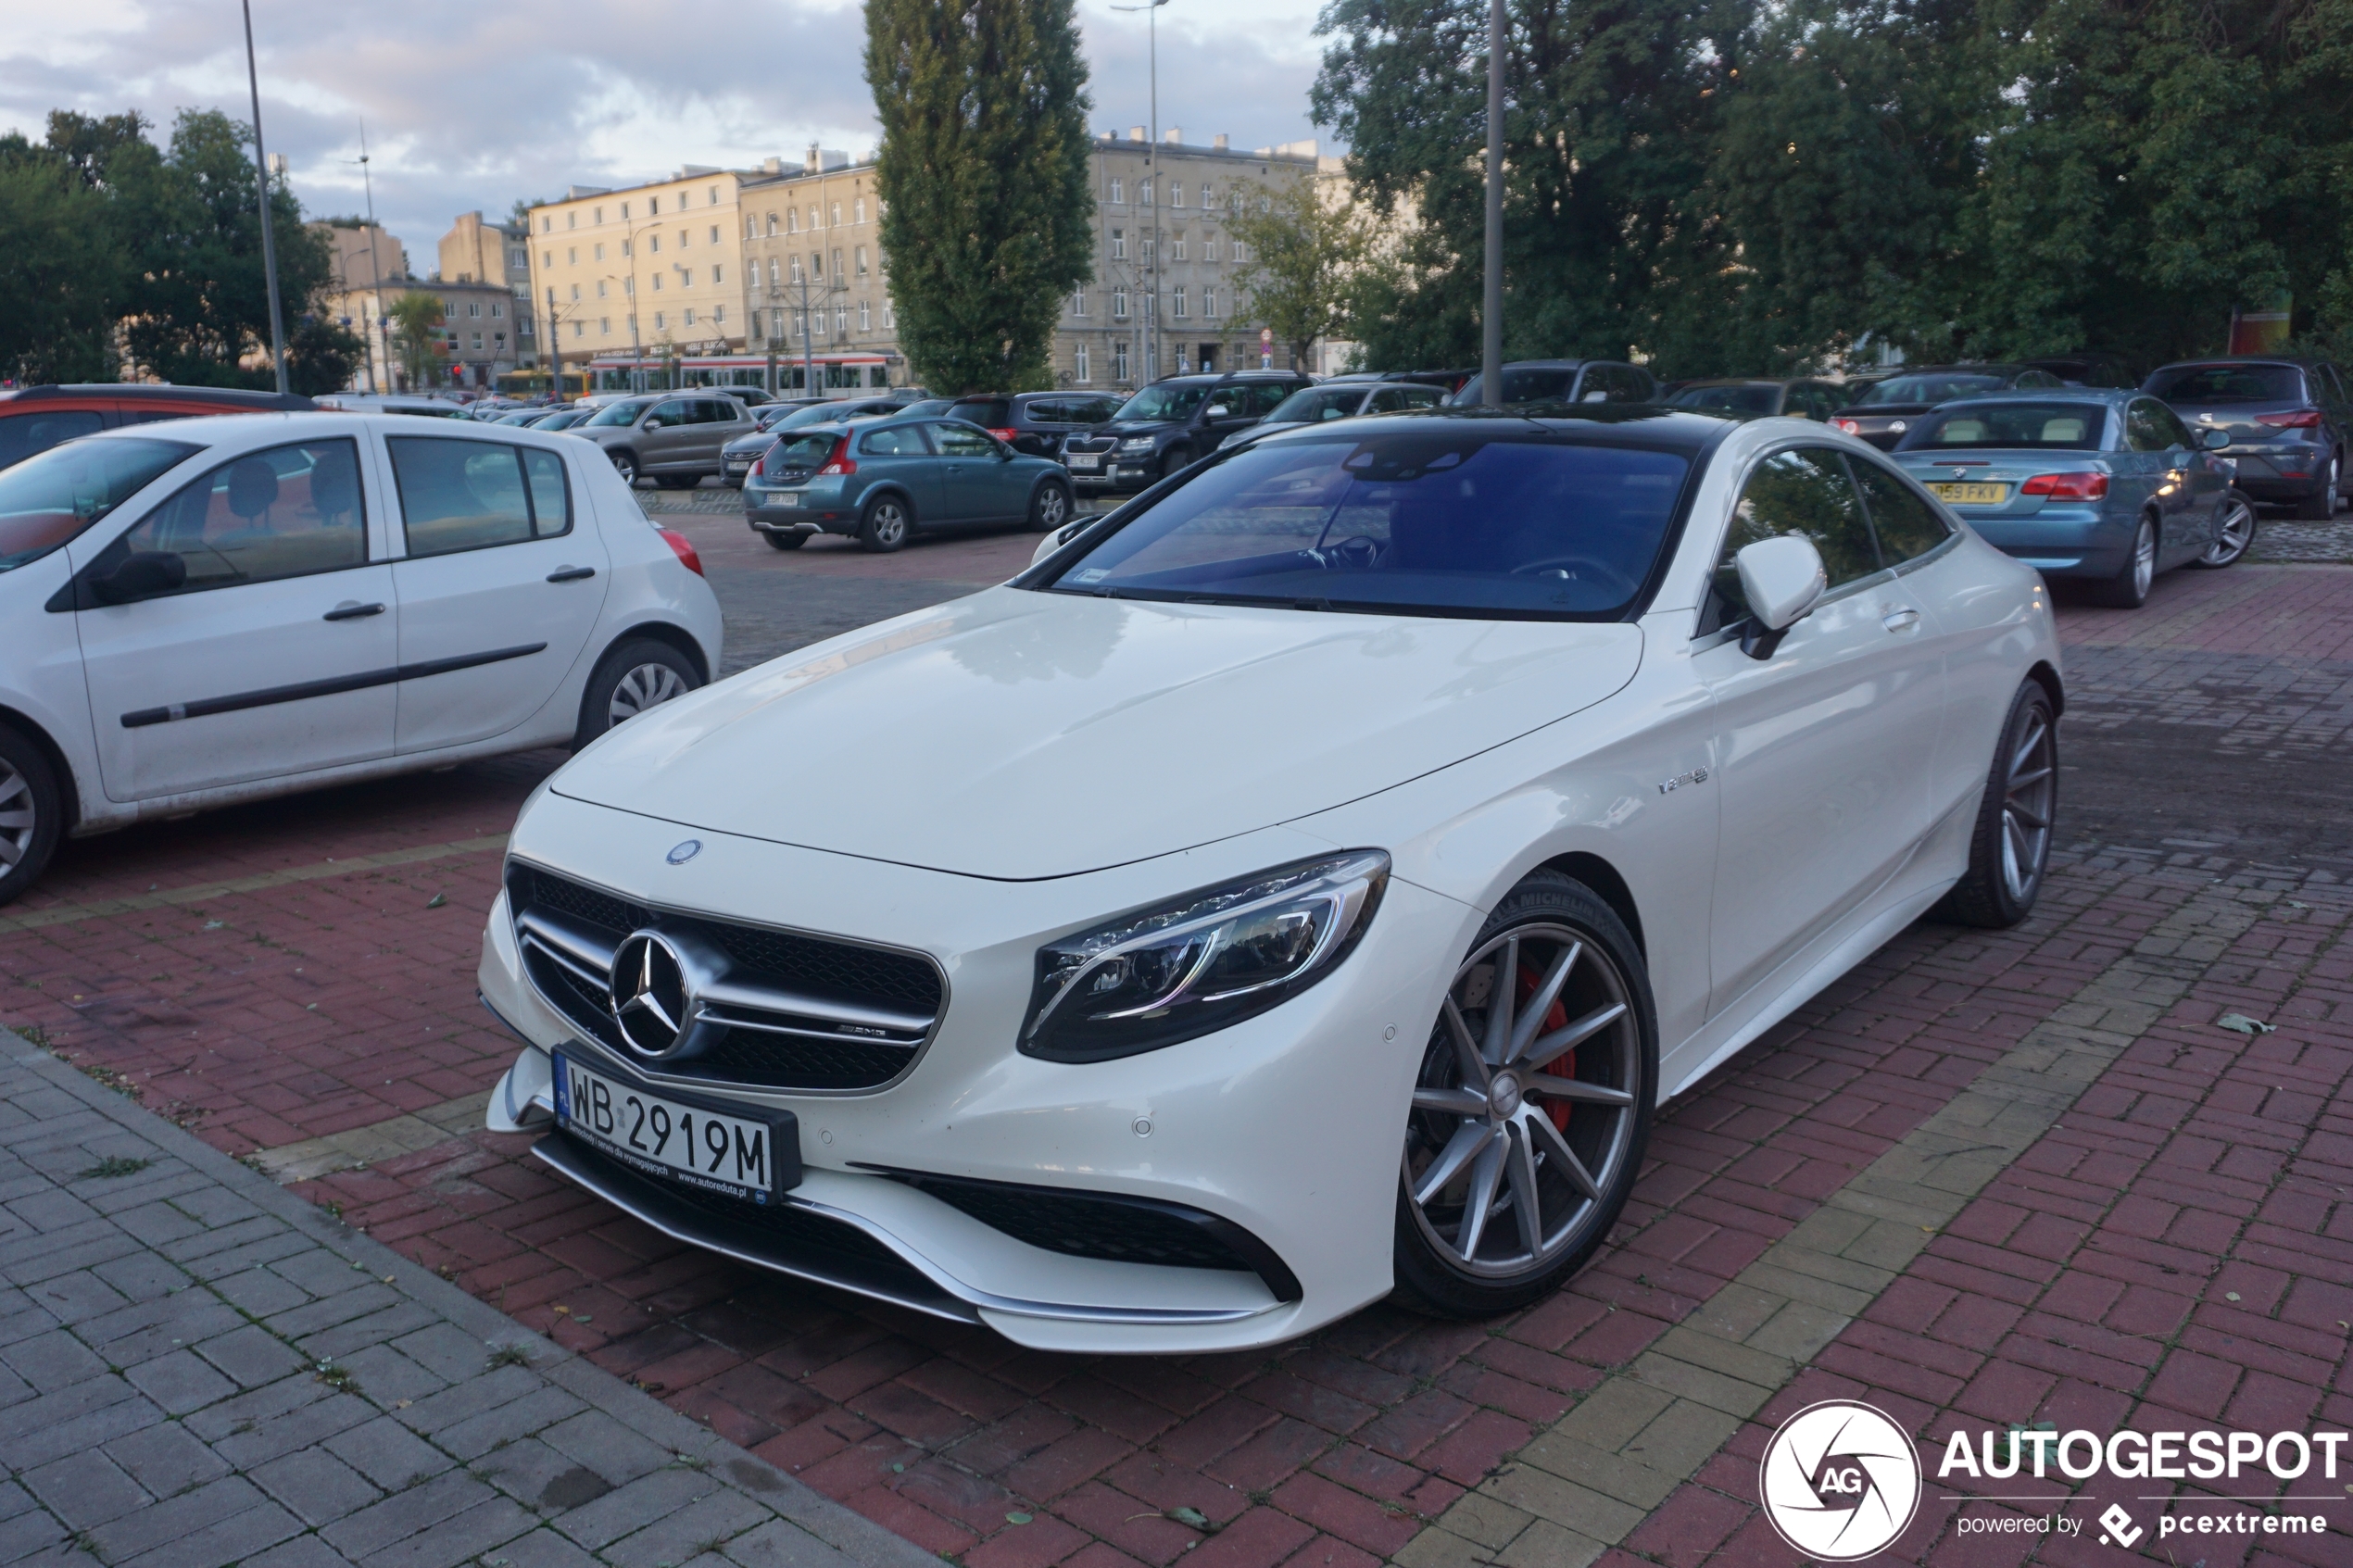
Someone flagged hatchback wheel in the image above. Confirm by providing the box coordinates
[859,494,912,553]
[0,723,63,909]
[2090,515,2158,608]
[1931,681,2057,928]
[2295,455,2342,521]
[1029,480,1072,533]
[609,450,640,486]
[1393,872,1655,1319]
[763,531,808,550]
[575,638,701,748]
[2194,491,2258,569]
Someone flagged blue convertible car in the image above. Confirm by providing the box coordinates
[1890,389,2253,608]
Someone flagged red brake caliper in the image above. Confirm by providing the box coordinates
[1516,965,1576,1133]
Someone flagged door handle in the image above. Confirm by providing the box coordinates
[322,601,385,621]
[1881,608,1921,632]
[546,566,598,583]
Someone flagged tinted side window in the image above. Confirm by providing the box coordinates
[2149,402,2194,449]
[1022,400,1065,424]
[1851,459,1951,565]
[1711,446,1878,626]
[0,409,104,470]
[859,426,926,456]
[389,438,567,557]
[2124,401,2172,452]
[1608,367,1650,402]
[112,438,369,593]
[648,400,690,425]
[929,422,997,458]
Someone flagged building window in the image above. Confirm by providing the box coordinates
[472,332,484,350]
[1075,344,1090,383]
[766,213,778,236]
[855,245,868,274]
[812,252,824,280]
[1071,287,1087,317]
[1140,178,1152,205]
[712,264,724,283]
[1145,291,1157,319]
[709,185,720,205]
[654,311,666,329]
[468,301,483,318]
[882,297,894,328]
[594,243,605,261]
[569,284,580,301]
[680,228,691,247]
[1201,184,1215,210]
[1173,235,1187,261]
[1111,228,1126,259]
[834,305,848,333]
[596,280,607,298]
[651,273,663,291]
[831,248,843,279]
[793,308,806,336]
[772,307,785,334]
[1173,285,1187,319]
[830,202,841,226]
[1202,235,1218,262]
[1203,286,1217,318]
[599,318,610,334]
[714,305,724,324]
[786,208,799,233]
[1113,287,1128,320]
[623,277,634,295]
[1172,182,1185,207]
[1142,235,1156,261]
[520,319,533,338]
[747,216,758,241]
[649,195,661,214]
[622,239,632,257]
[649,233,661,253]
[1114,341,1129,380]
[859,299,870,330]
[572,321,584,337]
[710,224,720,244]
[491,302,503,318]
[789,257,803,283]
[567,212,577,229]
[567,246,576,265]
[627,314,636,332]
[621,201,631,220]
[594,207,603,223]
[854,197,866,223]
[685,308,697,326]
[540,217,551,233]
[1232,239,1250,263]
[1110,177,1124,203]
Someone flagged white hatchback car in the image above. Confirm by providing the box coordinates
[478,409,2061,1353]
[0,413,722,904]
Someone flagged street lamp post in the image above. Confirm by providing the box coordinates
[1112,0,1169,384]
[341,120,385,394]
[1479,0,1504,408]
[240,0,290,395]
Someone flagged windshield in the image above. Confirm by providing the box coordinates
[1670,384,1780,415]
[895,398,953,418]
[1114,383,1212,422]
[771,401,859,431]
[2145,364,2304,404]
[1267,387,1369,424]
[583,399,655,428]
[0,436,198,571]
[1045,432,1689,620]
[537,409,591,430]
[950,399,1011,427]
[1856,372,2007,406]
[1898,402,2109,451]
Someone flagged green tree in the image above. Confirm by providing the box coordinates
[0,130,127,383]
[385,291,446,390]
[864,0,1095,393]
[284,311,365,397]
[1227,179,1375,370]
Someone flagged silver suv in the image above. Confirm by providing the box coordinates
[570,394,758,489]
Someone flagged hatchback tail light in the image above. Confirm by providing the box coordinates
[1836,419,1861,434]
[657,526,705,576]
[2020,471,2108,500]
[816,436,856,477]
[2256,408,2325,429]
[988,427,1020,444]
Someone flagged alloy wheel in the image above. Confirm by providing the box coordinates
[1998,704,2056,904]
[610,452,638,485]
[868,500,908,547]
[2132,520,2157,599]
[1403,923,1642,1280]
[0,758,35,871]
[1037,484,1069,531]
[2200,495,2257,567]
[607,662,687,725]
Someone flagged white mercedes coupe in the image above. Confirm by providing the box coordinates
[479,408,2062,1353]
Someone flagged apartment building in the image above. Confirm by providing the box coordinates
[737,148,900,391]
[440,212,535,365]
[311,220,409,394]
[525,170,754,376]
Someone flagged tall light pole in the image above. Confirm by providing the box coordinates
[241,0,290,395]
[342,121,384,394]
[1113,0,1169,383]
[1479,0,1504,407]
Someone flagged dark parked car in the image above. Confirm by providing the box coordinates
[1060,370,1312,493]
[2144,358,2352,519]
[945,392,1123,458]
[1215,377,1447,451]
[1831,365,2066,449]
[743,414,1074,551]
[1666,379,1851,420]
[1443,359,1656,408]
[719,395,915,484]
[2026,354,2137,389]
[0,383,315,470]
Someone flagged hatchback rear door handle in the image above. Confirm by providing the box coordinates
[322,601,384,621]
[546,566,597,583]
[1882,608,1921,632]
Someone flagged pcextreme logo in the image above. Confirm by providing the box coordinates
[1759,1400,1922,1561]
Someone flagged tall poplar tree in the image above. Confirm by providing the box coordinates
[864,0,1094,393]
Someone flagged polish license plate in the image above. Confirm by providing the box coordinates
[1929,482,2008,506]
[765,491,799,508]
[725,460,749,474]
[1068,455,1101,470]
[552,1050,795,1202]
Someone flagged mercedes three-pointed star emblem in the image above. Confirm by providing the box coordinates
[610,931,693,1057]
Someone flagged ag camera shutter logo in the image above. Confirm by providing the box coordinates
[1760,1399,1922,1560]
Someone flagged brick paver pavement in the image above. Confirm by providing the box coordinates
[0,1036,937,1568]
[6,560,2353,1565]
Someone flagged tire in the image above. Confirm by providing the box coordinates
[2088,514,2157,608]
[655,474,696,491]
[1392,871,1657,1320]
[2193,490,2258,569]
[1930,680,2057,929]
[858,493,912,553]
[609,450,640,486]
[574,638,701,749]
[1160,448,1189,483]
[0,723,64,909]
[2293,454,2340,521]
[762,531,808,550]
[1028,479,1073,533]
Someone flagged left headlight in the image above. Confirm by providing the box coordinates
[1022,851,1390,1063]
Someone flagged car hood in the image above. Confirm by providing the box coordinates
[1092,419,1180,439]
[723,433,778,458]
[552,587,1644,880]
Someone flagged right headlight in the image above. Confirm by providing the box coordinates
[1022,851,1390,1063]
[1118,436,1156,453]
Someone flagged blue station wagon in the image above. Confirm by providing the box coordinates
[742,414,1075,552]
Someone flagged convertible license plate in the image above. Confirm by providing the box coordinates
[552,1050,795,1202]
[1929,482,2008,506]
[1068,455,1101,470]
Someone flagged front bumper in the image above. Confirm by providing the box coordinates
[1063,450,1157,490]
[477,790,1472,1352]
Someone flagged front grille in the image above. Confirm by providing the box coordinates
[871,1168,1302,1300]
[508,862,942,1093]
[1063,435,1116,456]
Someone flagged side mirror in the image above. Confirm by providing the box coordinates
[1734,535,1827,659]
[642,417,664,429]
[93,550,188,606]
[2199,427,2232,450]
[1204,405,1230,420]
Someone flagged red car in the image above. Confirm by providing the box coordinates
[0,383,316,470]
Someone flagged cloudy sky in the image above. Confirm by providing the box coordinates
[5,0,1332,266]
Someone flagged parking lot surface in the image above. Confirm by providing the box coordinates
[6,535,2352,1566]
